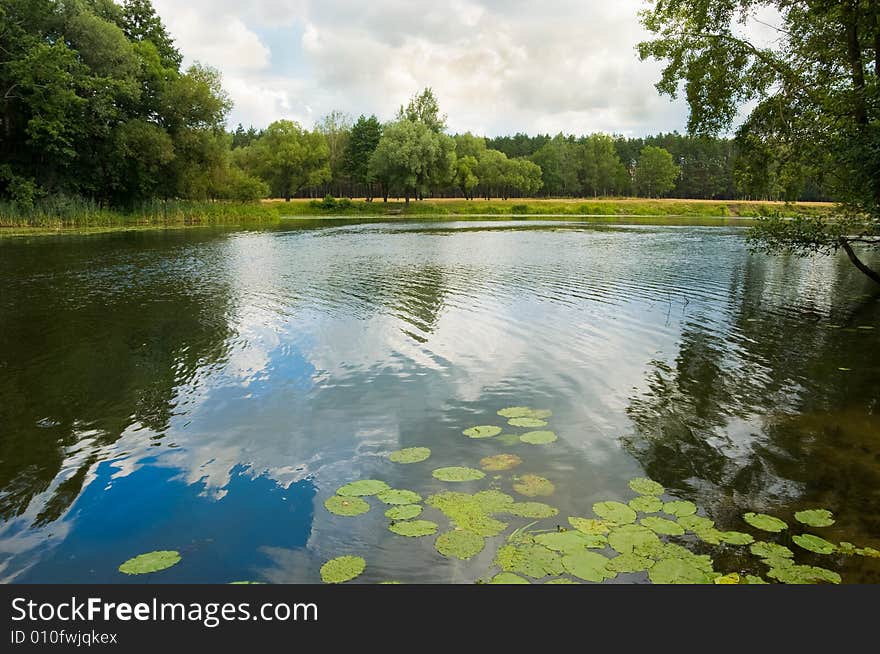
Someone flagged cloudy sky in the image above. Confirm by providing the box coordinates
[152,0,693,137]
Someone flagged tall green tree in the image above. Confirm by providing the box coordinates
[397,88,447,133]
[634,146,680,198]
[317,110,352,195]
[343,114,382,200]
[639,0,880,282]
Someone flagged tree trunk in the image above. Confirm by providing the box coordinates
[841,238,880,285]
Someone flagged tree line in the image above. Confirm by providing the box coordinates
[0,0,836,212]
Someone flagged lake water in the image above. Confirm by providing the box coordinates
[1,219,878,583]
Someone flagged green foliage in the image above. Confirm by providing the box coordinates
[635,146,680,198]
[462,425,502,439]
[743,512,788,533]
[388,520,439,537]
[432,467,486,482]
[388,447,431,464]
[324,495,370,516]
[336,480,390,497]
[628,477,665,496]
[435,530,485,560]
[385,505,422,520]
[320,555,365,583]
[118,550,181,575]
[519,430,557,445]
[794,509,836,528]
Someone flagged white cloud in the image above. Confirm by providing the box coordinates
[152,0,692,136]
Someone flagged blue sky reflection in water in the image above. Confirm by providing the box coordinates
[0,221,878,583]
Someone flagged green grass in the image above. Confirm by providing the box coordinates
[0,198,281,231]
[274,197,835,219]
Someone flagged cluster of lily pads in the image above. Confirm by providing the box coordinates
[115,406,880,584]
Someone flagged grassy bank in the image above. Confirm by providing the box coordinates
[0,199,282,232]
[1,196,836,237]
[271,196,835,218]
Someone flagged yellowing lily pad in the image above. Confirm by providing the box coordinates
[628,477,665,496]
[432,467,486,482]
[388,520,438,537]
[320,555,366,583]
[325,495,370,516]
[593,501,637,525]
[463,425,502,439]
[663,500,697,517]
[377,489,422,505]
[520,430,557,445]
[388,447,431,464]
[119,550,181,575]
[568,517,610,536]
[714,573,741,584]
[508,417,548,428]
[385,504,422,520]
[512,474,555,497]
[743,512,787,533]
[337,480,390,497]
[794,509,835,528]
[793,533,836,554]
[435,530,485,560]
[479,453,522,471]
[629,495,663,513]
[641,516,685,536]
[561,551,615,582]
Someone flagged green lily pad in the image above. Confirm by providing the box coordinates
[432,467,486,482]
[520,430,557,445]
[324,495,371,516]
[793,533,836,554]
[512,474,555,497]
[435,530,485,560]
[497,407,533,418]
[593,501,637,525]
[495,544,565,578]
[856,547,880,558]
[388,447,431,464]
[648,558,712,584]
[545,578,578,584]
[677,515,715,532]
[388,520,438,537]
[489,572,530,584]
[377,489,422,505]
[744,575,769,584]
[608,524,661,555]
[663,500,697,517]
[508,417,548,428]
[718,531,754,545]
[337,480,390,497]
[766,564,841,584]
[750,541,794,559]
[320,556,366,584]
[505,502,559,519]
[385,504,422,520]
[479,453,522,471]
[794,509,835,527]
[535,530,606,553]
[426,491,508,536]
[693,527,723,545]
[561,551,615,582]
[463,425,502,439]
[641,516,685,536]
[568,517,610,535]
[606,553,654,573]
[743,512,788,533]
[629,495,663,513]
[628,477,665,496]
[657,543,715,572]
[472,490,515,513]
[119,550,181,575]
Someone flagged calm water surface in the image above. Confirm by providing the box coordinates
[1,220,878,583]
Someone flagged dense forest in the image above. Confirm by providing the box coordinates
[1,0,834,216]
